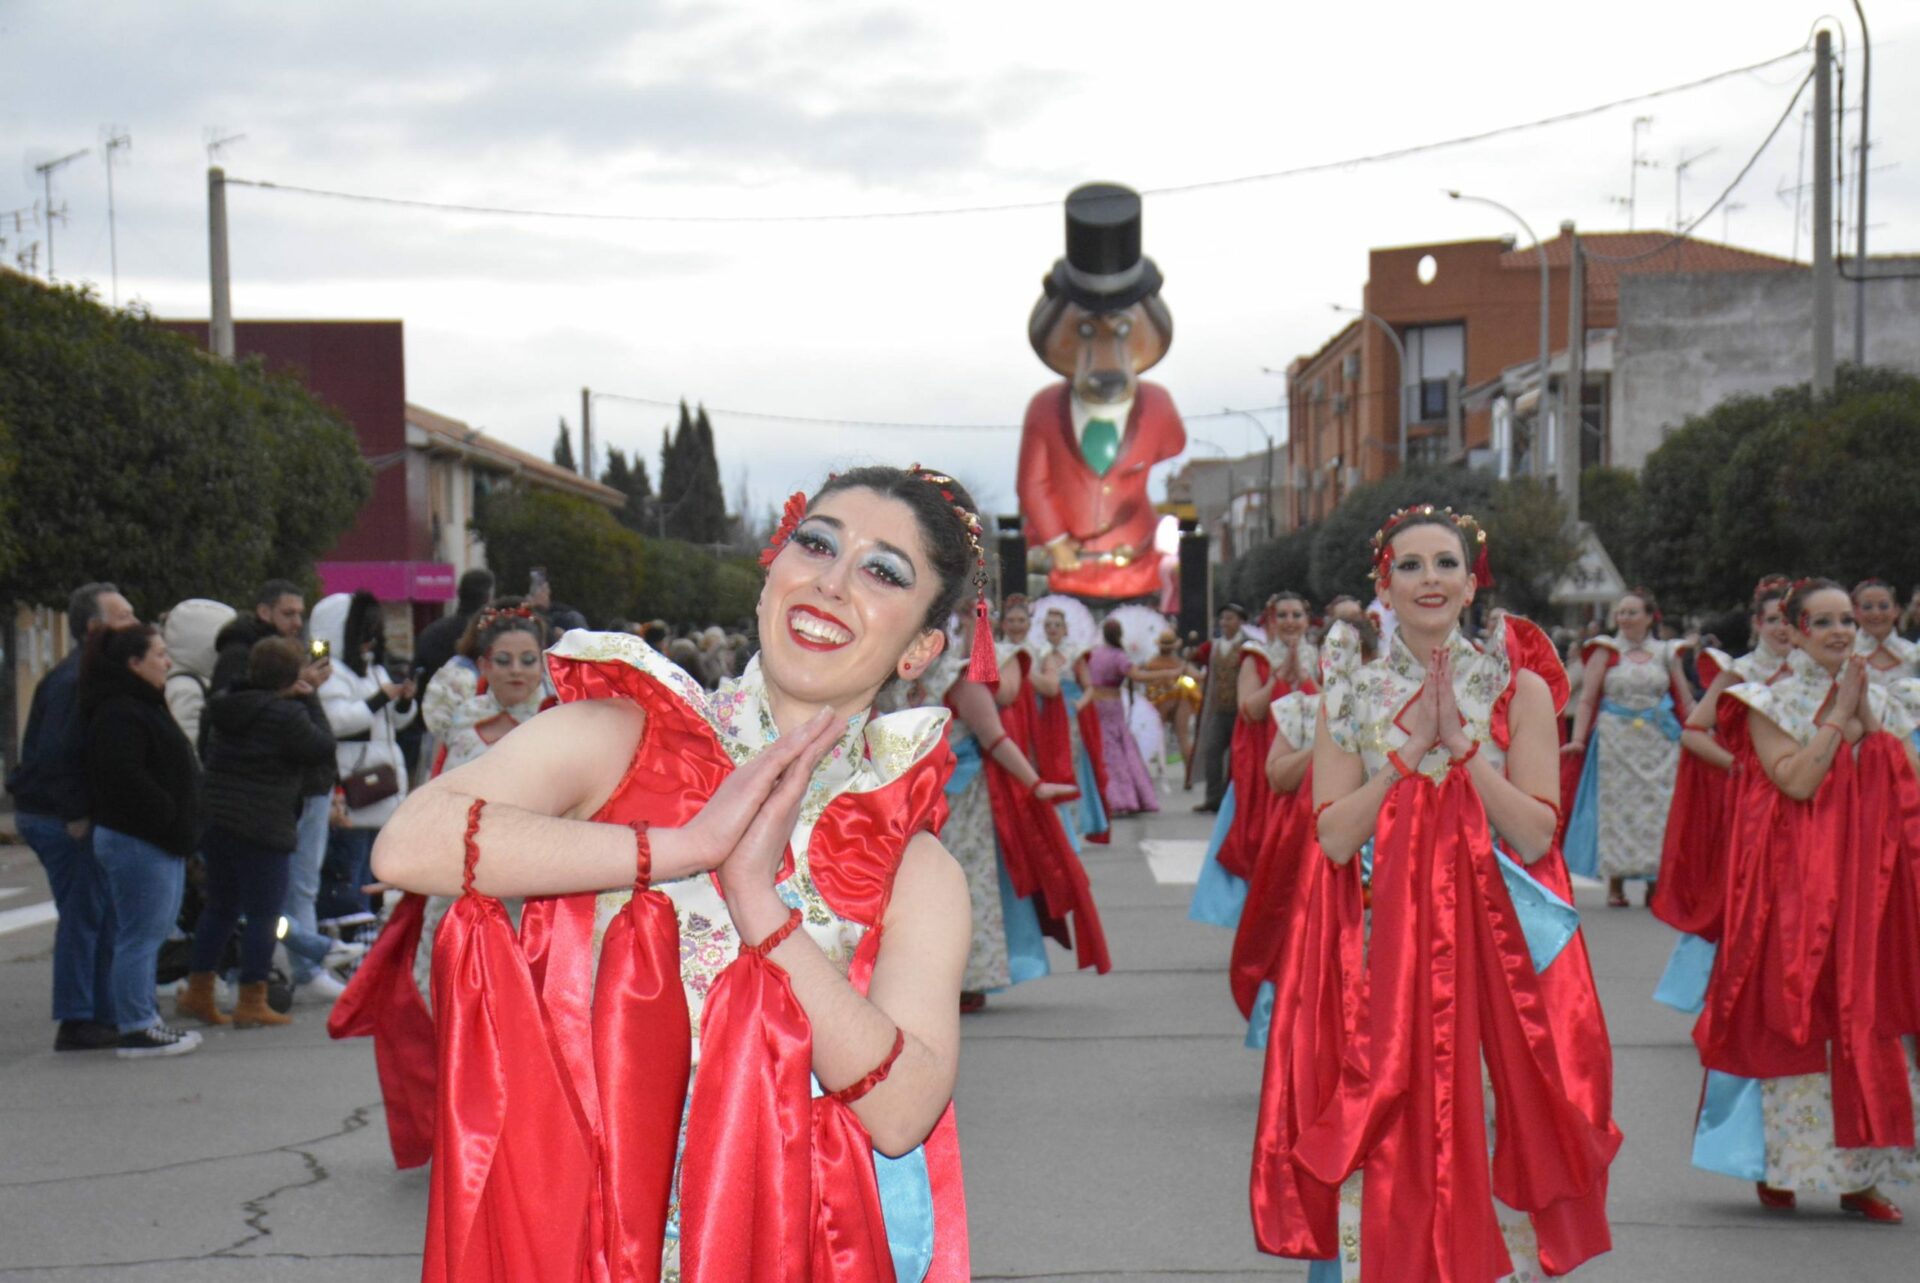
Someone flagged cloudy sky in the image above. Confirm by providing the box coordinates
[4,1,1913,522]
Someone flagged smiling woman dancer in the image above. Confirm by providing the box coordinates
[1691,578,1920,1224]
[1253,506,1618,1283]
[372,465,985,1282]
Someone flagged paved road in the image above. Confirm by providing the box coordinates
[0,796,1912,1280]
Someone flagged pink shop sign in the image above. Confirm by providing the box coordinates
[317,561,458,603]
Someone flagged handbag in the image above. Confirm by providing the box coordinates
[341,705,401,809]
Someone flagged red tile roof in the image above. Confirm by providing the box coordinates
[1499,231,1800,302]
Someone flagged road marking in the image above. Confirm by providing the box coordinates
[0,887,26,902]
[1140,839,1208,886]
[0,901,58,937]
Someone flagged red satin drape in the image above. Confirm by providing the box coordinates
[1694,703,1920,1150]
[327,891,438,1169]
[1648,753,1734,939]
[1217,653,1277,881]
[978,740,1112,975]
[414,648,969,1282]
[1228,767,1315,1020]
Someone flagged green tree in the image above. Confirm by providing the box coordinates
[473,489,646,628]
[1579,466,1645,585]
[1226,527,1314,608]
[0,412,20,584]
[601,446,653,533]
[1634,391,1777,610]
[629,535,761,627]
[1482,477,1578,618]
[0,275,369,616]
[552,417,577,472]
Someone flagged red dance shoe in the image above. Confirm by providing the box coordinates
[959,991,987,1015]
[1755,1183,1797,1211]
[1840,1190,1903,1223]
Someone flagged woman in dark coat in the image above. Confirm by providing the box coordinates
[178,637,338,1029]
[81,623,204,1059]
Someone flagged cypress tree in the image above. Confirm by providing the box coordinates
[552,417,577,472]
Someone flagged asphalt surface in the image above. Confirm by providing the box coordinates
[0,785,1913,1281]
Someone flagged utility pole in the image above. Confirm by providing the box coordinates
[1813,28,1835,395]
[1563,223,1585,526]
[1852,0,1871,364]
[103,129,131,306]
[580,388,594,479]
[32,148,88,280]
[208,167,234,361]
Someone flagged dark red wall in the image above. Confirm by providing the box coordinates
[158,319,425,564]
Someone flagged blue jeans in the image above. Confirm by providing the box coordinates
[15,812,115,1024]
[320,827,377,920]
[92,827,187,1033]
[282,794,335,983]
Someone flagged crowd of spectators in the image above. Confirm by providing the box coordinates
[7,569,756,1059]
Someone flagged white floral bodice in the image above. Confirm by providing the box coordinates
[1319,618,1525,783]
[1261,637,1320,687]
[1727,646,1919,746]
[544,632,950,1064]
[1733,641,1790,685]
[421,659,550,774]
[1270,689,1320,752]
[1588,635,1678,711]
[1856,630,1918,683]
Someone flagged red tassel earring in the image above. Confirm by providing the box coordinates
[968,591,1000,685]
[1472,540,1496,590]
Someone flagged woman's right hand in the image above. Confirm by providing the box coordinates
[675,709,842,872]
[1033,781,1079,803]
[1830,656,1867,722]
[1560,739,1586,757]
[1398,676,1440,763]
[381,680,408,701]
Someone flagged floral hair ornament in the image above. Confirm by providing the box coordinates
[907,463,1000,686]
[759,491,810,569]
[1367,504,1494,591]
[1751,573,1792,608]
[476,603,537,628]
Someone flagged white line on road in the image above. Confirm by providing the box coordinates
[0,901,58,937]
[1140,839,1208,886]
[0,887,25,902]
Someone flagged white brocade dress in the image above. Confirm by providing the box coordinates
[1586,636,1683,882]
[537,634,953,1280]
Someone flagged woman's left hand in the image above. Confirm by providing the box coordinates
[716,725,837,939]
[1432,649,1472,758]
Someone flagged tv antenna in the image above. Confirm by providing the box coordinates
[103,128,132,305]
[32,148,89,280]
[205,130,246,164]
[1672,145,1718,233]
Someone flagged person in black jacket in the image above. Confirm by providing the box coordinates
[413,567,494,694]
[178,637,339,1030]
[6,583,138,1052]
[81,623,205,1059]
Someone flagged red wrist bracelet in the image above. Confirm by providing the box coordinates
[1386,750,1416,781]
[1450,741,1480,769]
[742,906,804,958]
[1312,799,1336,823]
[827,1027,907,1105]
[461,798,485,894]
[981,733,1008,757]
[1027,777,1047,798]
[628,821,652,892]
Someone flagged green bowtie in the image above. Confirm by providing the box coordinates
[1081,418,1120,476]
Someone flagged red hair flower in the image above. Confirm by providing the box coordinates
[759,491,809,569]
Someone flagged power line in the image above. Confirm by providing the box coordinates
[589,390,1284,433]
[222,47,1809,227]
[1585,68,1813,265]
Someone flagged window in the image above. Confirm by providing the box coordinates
[1403,323,1465,424]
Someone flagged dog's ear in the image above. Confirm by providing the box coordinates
[1030,286,1077,377]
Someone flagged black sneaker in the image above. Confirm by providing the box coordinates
[116,1024,203,1059]
[54,1020,120,1052]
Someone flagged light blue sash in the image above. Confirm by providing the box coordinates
[1060,675,1110,838]
[1187,784,1245,927]
[1564,695,1681,880]
[1653,933,1717,1014]
[1495,848,1580,972]
[1691,1070,1766,1180]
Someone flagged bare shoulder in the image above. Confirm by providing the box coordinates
[890,832,969,926]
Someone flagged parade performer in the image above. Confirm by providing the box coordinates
[1253,505,1619,1283]
[1086,617,1160,815]
[1853,579,1920,738]
[1138,629,1201,767]
[1649,576,1791,1014]
[1563,588,1695,906]
[1690,578,1920,1222]
[328,600,560,1168]
[910,602,1086,1014]
[1030,599,1112,845]
[1191,603,1252,813]
[1019,183,1185,602]
[1216,594,1317,883]
[368,465,995,1281]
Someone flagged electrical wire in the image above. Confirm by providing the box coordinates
[589,390,1284,433]
[221,47,1810,227]
[1584,68,1814,265]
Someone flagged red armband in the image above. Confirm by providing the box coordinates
[1528,793,1562,826]
[827,1027,907,1105]
[980,733,1008,757]
[628,821,652,892]
[1449,741,1480,769]
[742,906,804,958]
[1386,750,1417,781]
[461,799,485,895]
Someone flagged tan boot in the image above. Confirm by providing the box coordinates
[176,972,230,1026]
[231,982,292,1028]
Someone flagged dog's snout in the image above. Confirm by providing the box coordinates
[1086,370,1130,401]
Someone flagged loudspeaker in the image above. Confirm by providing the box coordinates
[996,523,1027,605]
[1177,532,1210,640]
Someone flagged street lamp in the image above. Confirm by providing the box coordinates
[1227,408,1276,541]
[1446,189,1549,481]
[1330,303,1408,466]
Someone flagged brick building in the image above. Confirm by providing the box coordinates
[1284,230,1799,528]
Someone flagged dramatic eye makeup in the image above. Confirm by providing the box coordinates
[791,517,915,588]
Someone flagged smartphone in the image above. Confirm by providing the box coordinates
[529,566,549,596]
[309,638,331,662]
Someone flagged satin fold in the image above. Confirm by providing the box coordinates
[327,891,437,1169]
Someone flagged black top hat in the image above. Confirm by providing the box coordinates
[1044,182,1164,313]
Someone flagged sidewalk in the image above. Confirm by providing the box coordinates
[0,781,1914,1279]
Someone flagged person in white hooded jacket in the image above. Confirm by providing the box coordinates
[310,592,418,916]
[161,599,238,751]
